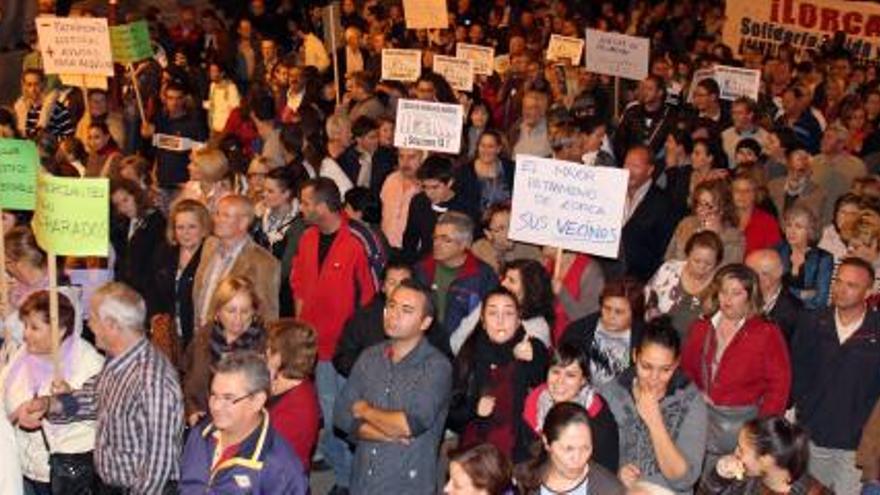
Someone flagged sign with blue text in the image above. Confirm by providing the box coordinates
[509,155,628,258]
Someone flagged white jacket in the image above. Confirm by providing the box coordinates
[0,413,23,495]
[0,338,104,482]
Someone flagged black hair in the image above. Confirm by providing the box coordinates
[252,94,276,122]
[638,316,681,358]
[502,259,555,324]
[743,416,811,481]
[838,256,876,285]
[514,403,592,492]
[393,278,435,319]
[351,116,378,139]
[416,155,455,183]
[549,342,590,382]
[344,186,381,224]
[301,177,342,212]
[696,77,721,98]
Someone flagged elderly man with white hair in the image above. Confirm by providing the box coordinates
[745,248,803,343]
[19,282,184,494]
[812,123,867,221]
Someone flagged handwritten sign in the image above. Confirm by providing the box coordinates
[0,139,39,210]
[394,99,463,154]
[714,65,761,101]
[110,20,153,64]
[403,0,448,29]
[547,34,584,64]
[59,74,108,90]
[433,55,474,92]
[509,155,629,258]
[36,16,113,76]
[32,174,109,256]
[456,43,494,76]
[381,48,422,82]
[584,29,649,81]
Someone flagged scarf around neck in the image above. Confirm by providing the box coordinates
[209,322,265,363]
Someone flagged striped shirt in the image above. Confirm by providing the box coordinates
[50,338,183,494]
[25,100,74,138]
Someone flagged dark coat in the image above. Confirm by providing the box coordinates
[112,209,167,300]
[766,286,802,344]
[621,185,676,282]
[148,241,203,346]
[559,312,644,382]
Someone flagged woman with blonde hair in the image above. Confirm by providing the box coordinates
[180,148,232,212]
[182,275,266,426]
[265,318,320,471]
[775,205,834,309]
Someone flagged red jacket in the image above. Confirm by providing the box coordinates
[681,315,791,416]
[291,217,377,360]
[743,208,782,255]
[268,379,320,472]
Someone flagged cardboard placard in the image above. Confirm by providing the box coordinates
[36,16,114,76]
[456,43,494,76]
[584,29,650,81]
[394,99,463,154]
[381,48,422,82]
[110,20,154,64]
[547,34,585,64]
[433,55,474,92]
[0,139,39,210]
[403,0,448,29]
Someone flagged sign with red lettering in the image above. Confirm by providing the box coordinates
[723,0,880,62]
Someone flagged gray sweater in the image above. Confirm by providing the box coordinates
[600,369,708,495]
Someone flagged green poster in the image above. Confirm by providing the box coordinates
[32,174,109,256]
[110,21,153,64]
[0,138,38,210]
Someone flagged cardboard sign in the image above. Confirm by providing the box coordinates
[36,16,114,76]
[0,139,39,210]
[403,0,448,29]
[456,43,494,76]
[433,55,474,92]
[394,99,463,154]
[547,34,585,64]
[508,155,629,258]
[110,20,154,64]
[686,67,717,103]
[723,0,880,62]
[32,174,109,256]
[714,65,762,101]
[584,29,649,81]
[381,48,422,82]
[59,74,108,90]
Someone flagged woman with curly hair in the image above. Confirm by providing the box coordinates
[665,178,745,266]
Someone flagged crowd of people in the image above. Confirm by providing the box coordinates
[1,0,880,494]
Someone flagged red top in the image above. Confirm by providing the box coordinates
[522,383,605,433]
[681,316,791,416]
[291,217,377,360]
[268,379,320,471]
[743,208,782,255]
[222,108,260,159]
[546,254,592,345]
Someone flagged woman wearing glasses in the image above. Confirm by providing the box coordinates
[665,179,745,267]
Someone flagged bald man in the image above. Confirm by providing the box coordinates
[193,195,280,326]
[745,249,802,342]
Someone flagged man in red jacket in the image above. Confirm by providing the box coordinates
[291,177,378,494]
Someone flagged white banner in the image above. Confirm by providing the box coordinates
[547,34,584,64]
[714,65,762,101]
[509,155,629,258]
[456,43,495,76]
[433,55,474,92]
[394,99,463,154]
[584,29,650,81]
[381,49,422,82]
[36,16,114,76]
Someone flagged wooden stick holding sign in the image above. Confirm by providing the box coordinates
[127,63,147,123]
[329,3,341,107]
[0,216,8,335]
[553,246,564,282]
[47,252,61,378]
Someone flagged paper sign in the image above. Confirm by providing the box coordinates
[584,29,649,81]
[403,0,448,29]
[0,139,39,210]
[508,155,629,258]
[394,99,463,154]
[547,34,584,64]
[153,134,205,152]
[686,68,716,103]
[59,73,108,90]
[381,48,422,82]
[456,43,494,76]
[36,16,114,76]
[32,174,109,256]
[714,65,761,101]
[110,20,154,64]
[433,55,473,92]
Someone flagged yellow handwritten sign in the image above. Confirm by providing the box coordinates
[32,174,109,256]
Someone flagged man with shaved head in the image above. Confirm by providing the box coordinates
[745,249,802,343]
[193,195,280,325]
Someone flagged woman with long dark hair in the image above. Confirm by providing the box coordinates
[514,402,625,494]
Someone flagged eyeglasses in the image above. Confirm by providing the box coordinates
[209,391,257,406]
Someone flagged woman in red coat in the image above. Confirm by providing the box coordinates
[265,318,320,472]
[681,263,791,469]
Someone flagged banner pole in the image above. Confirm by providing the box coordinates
[553,247,564,282]
[127,63,147,123]
[613,76,621,122]
[330,3,341,107]
[47,251,61,380]
[0,210,8,333]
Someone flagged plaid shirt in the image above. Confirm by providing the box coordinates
[50,338,183,494]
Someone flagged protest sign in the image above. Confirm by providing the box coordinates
[714,65,762,101]
[110,20,154,64]
[686,67,717,103]
[381,49,422,82]
[59,74,108,90]
[456,43,494,76]
[584,29,650,81]
[32,174,109,257]
[403,0,448,29]
[394,99,463,154]
[508,155,629,258]
[0,139,38,210]
[433,55,474,92]
[36,16,113,76]
[547,34,585,64]
[723,0,880,62]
